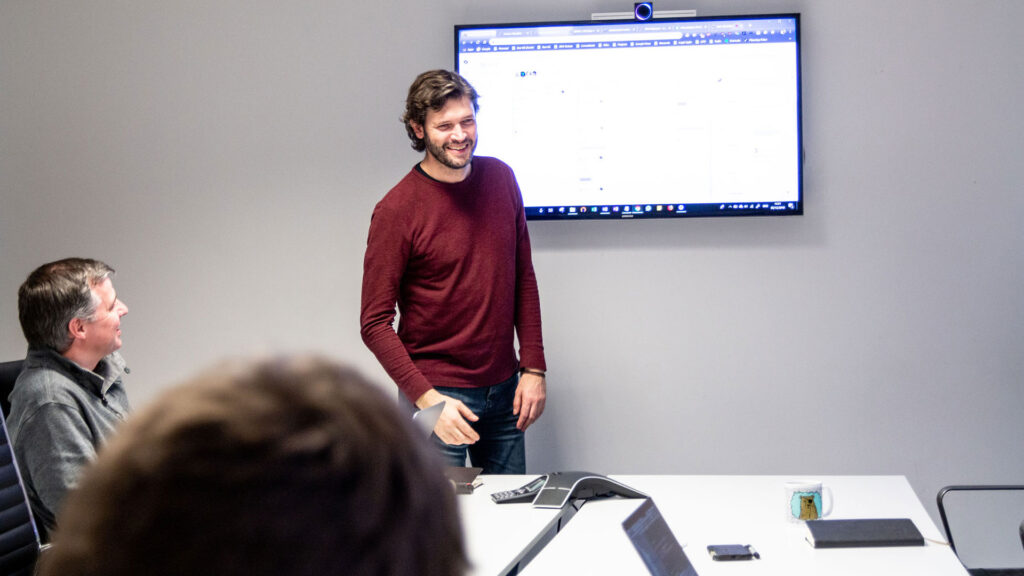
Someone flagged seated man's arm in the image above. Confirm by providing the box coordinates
[16,403,98,527]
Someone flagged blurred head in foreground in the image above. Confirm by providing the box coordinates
[40,355,466,576]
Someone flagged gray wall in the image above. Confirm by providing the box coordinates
[2,0,1022,526]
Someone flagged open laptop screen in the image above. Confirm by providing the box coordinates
[622,498,698,576]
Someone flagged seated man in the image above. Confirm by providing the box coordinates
[8,257,131,541]
[39,355,466,576]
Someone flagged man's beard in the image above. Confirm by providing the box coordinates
[425,137,476,170]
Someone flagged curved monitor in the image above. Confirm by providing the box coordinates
[455,13,802,220]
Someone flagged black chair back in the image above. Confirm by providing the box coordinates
[938,485,1024,575]
[0,361,23,419]
[0,406,41,576]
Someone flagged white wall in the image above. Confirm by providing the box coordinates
[2,0,1022,526]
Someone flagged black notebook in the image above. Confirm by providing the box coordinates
[805,518,925,549]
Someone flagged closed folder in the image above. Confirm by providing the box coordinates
[805,518,925,548]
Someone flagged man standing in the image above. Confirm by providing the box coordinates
[360,70,546,473]
[8,258,131,541]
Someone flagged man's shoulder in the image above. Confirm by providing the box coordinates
[474,155,508,170]
[10,364,87,412]
[381,165,427,197]
[472,157,521,196]
[370,167,424,217]
[471,156,514,179]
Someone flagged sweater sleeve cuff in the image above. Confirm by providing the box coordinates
[400,374,435,405]
[518,351,546,373]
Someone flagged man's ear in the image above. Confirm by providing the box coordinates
[411,121,425,140]
[68,316,87,341]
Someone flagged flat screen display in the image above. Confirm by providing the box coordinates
[455,14,802,220]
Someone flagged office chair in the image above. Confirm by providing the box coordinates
[937,485,1024,576]
[0,404,45,576]
[0,361,23,419]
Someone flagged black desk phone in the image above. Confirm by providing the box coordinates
[490,472,647,508]
[491,475,548,504]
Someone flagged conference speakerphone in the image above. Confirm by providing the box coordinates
[491,471,647,508]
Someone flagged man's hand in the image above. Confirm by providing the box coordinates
[513,371,546,431]
[416,389,480,446]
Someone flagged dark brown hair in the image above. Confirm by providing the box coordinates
[402,69,479,152]
[40,355,467,576]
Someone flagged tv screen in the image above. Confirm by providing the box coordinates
[455,13,802,220]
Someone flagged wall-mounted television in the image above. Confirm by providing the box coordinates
[455,13,802,220]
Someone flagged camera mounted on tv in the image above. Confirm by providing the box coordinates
[634,2,654,21]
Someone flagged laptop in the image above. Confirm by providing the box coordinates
[411,401,444,436]
[411,402,483,492]
[622,498,699,576]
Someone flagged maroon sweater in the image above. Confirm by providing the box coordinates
[360,157,546,403]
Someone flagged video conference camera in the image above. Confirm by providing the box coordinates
[634,2,654,21]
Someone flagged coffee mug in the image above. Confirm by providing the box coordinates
[784,480,834,522]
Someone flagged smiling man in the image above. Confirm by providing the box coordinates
[361,70,547,473]
[8,258,131,541]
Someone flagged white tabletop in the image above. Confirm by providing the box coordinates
[460,475,968,576]
[458,475,570,576]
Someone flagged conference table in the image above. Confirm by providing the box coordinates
[458,475,968,576]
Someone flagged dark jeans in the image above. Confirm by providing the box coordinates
[432,373,525,474]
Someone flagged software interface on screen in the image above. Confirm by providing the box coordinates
[622,499,698,576]
[456,15,801,220]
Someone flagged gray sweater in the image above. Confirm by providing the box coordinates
[7,346,131,542]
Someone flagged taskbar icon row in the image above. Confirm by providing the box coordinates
[532,204,690,216]
[529,201,798,217]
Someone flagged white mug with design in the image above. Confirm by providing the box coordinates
[784,480,834,522]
